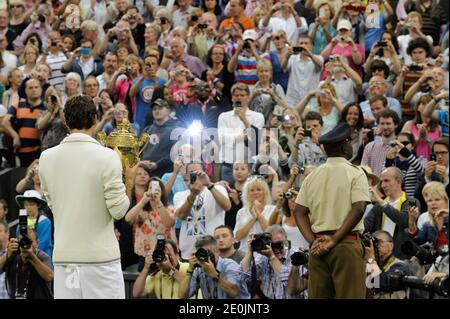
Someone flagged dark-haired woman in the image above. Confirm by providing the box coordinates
[125,176,176,271]
[341,102,367,165]
[363,31,401,80]
[202,44,234,100]
[401,94,441,161]
[201,0,224,22]
[385,132,424,198]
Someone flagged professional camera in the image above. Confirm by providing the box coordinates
[293,46,303,54]
[152,234,166,263]
[190,172,198,184]
[18,210,32,250]
[381,269,449,297]
[194,247,216,267]
[243,41,251,50]
[377,41,388,48]
[401,241,447,265]
[291,250,309,266]
[361,232,379,248]
[251,232,272,252]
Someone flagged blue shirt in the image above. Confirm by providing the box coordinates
[438,109,449,136]
[161,172,188,230]
[360,96,402,122]
[132,77,166,130]
[364,12,386,52]
[190,257,250,299]
[308,22,336,55]
[269,51,289,93]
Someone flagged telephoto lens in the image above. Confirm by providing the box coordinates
[290,251,309,266]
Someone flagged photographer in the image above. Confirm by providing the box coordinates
[282,34,323,108]
[287,247,308,297]
[97,19,139,56]
[396,12,433,66]
[0,229,53,299]
[288,112,327,169]
[364,167,421,260]
[228,29,268,87]
[61,38,104,81]
[422,254,448,299]
[174,163,231,260]
[36,87,68,152]
[132,238,188,299]
[366,230,413,299]
[241,225,305,299]
[129,53,166,131]
[38,31,67,91]
[179,235,250,299]
[260,0,307,48]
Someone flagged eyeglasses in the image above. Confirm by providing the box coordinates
[435,151,449,156]
[369,81,384,86]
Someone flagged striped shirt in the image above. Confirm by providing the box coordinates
[361,139,390,177]
[43,52,67,91]
[241,248,307,299]
[235,51,270,86]
[7,101,47,153]
[401,70,423,117]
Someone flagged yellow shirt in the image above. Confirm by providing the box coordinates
[296,157,371,233]
[145,262,202,299]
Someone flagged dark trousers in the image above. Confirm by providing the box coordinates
[18,151,40,168]
[308,239,367,299]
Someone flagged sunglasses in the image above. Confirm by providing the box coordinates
[400,141,411,146]
[271,241,285,250]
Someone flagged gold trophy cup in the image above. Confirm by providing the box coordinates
[97,119,149,177]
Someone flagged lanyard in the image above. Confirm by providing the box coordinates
[382,192,407,229]
[158,273,175,299]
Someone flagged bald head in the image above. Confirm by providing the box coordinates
[380,167,403,197]
[170,37,186,59]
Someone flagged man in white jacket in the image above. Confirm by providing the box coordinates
[39,95,131,299]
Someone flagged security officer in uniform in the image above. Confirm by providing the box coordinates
[294,122,371,299]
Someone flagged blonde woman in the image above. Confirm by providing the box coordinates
[61,72,82,105]
[249,59,287,125]
[2,68,23,109]
[18,44,39,77]
[234,176,275,253]
[296,81,344,134]
[407,182,449,252]
[274,107,302,155]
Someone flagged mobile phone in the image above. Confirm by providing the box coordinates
[407,199,416,207]
[50,95,57,104]
[293,46,303,54]
[80,48,91,55]
[430,154,437,161]
[233,101,242,108]
[191,15,198,22]
[160,17,168,24]
[303,130,312,138]
[243,41,251,49]
[329,55,337,62]
[377,41,387,48]
[198,23,208,29]
[319,7,326,17]
[151,181,159,194]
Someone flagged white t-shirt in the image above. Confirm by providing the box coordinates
[285,55,323,107]
[283,223,309,251]
[43,52,68,91]
[417,212,432,230]
[173,185,228,260]
[233,205,275,254]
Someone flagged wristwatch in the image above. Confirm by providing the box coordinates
[269,255,276,262]
[168,268,175,277]
[207,183,215,191]
[368,258,376,264]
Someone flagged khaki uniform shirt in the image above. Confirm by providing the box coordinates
[296,157,370,233]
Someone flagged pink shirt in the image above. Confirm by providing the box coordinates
[325,43,365,79]
[410,123,441,160]
[115,77,137,115]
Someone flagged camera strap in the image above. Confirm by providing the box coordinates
[249,254,268,299]
[159,273,175,299]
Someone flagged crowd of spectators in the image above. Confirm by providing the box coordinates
[0,0,448,299]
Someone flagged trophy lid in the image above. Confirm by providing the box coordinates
[105,119,139,149]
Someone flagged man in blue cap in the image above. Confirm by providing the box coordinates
[294,122,371,298]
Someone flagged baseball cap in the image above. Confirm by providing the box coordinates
[337,19,352,31]
[242,29,258,41]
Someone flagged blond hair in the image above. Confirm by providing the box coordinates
[422,182,449,204]
[242,177,272,209]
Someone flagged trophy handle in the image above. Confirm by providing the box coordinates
[137,133,150,158]
[97,131,107,145]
